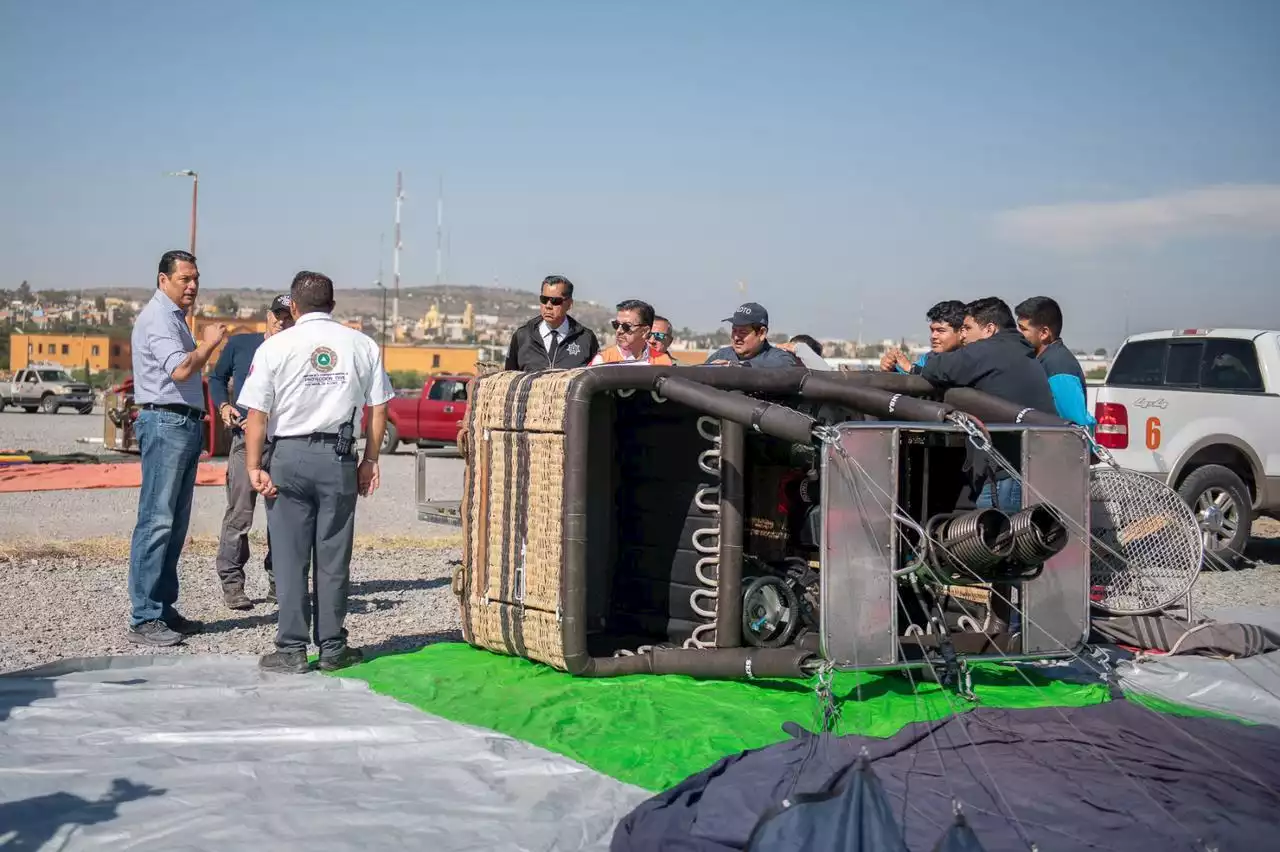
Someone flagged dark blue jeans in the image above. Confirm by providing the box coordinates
[975,477,1022,511]
[976,477,1023,633]
[128,409,204,626]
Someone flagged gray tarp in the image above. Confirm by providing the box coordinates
[1112,606,1280,727]
[0,655,649,851]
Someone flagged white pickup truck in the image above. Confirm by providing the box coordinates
[0,364,96,415]
[1090,328,1280,568]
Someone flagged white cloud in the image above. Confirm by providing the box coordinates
[993,184,1280,252]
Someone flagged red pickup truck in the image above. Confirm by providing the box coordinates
[363,374,471,455]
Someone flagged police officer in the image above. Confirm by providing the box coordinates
[237,271,394,673]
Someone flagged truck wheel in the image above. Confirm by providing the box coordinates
[78,404,95,415]
[40,395,59,414]
[1177,464,1253,570]
[381,422,400,455]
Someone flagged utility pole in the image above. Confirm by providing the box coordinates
[393,171,403,339]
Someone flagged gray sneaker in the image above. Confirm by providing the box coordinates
[127,620,184,647]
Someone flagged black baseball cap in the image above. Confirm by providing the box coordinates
[269,295,293,313]
[723,302,768,327]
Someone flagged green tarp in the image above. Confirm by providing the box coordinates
[332,643,1111,792]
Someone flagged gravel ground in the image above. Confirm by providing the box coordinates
[1,544,463,672]
[1192,516,1280,612]
[0,406,463,541]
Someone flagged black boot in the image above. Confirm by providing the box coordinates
[259,649,310,674]
[223,585,253,611]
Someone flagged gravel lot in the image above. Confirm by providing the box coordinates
[0,407,463,541]
[1,406,1277,673]
[1,544,463,672]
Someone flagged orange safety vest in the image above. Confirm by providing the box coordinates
[594,345,674,366]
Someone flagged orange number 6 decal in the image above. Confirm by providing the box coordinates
[1145,417,1161,450]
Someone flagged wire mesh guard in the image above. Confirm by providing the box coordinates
[1088,466,1204,615]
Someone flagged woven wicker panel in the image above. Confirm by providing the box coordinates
[471,369,585,433]
[522,432,567,612]
[473,430,567,611]
[463,599,567,671]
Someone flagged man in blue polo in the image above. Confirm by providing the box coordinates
[1015,296,1096,430]
[704,302,800,368]
[209,295,294,610]
[126,250,227,647]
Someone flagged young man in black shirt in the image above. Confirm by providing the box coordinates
[918,297,1056,511]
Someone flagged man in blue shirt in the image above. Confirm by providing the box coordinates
[126,250,227,647]
[704,303,800,368]
[208,295,295,610]
[1014,296,1096,430]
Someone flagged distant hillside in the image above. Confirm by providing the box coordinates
[79,284,618,327]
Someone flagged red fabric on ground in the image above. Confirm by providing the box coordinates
[0,462,227,492]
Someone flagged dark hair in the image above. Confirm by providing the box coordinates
[1014,296,1064,338]
[158,250,196,279]
[616,299,654,327]
[290,270,335,313]
[788,333,823,357]
[541,275,575,299]
[965,297,1015,331]
[925,300,966,332]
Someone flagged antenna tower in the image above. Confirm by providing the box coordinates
[436,176,443,286]
[393,171,403,332]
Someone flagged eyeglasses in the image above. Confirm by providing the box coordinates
[539,295,567,306]
[647,331,669,341]
[611,320,649,333]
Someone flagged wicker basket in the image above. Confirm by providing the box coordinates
[457,370,587,670]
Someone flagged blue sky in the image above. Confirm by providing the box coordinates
[1,0,1277,348]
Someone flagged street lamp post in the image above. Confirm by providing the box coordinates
[165,170,199,333]
[165,169,199,254]
[374,278,387,367]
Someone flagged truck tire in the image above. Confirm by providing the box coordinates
[78,404,95,415]
[381,422,400,456]
[1177,464,1253,570]
[40,394,59,414]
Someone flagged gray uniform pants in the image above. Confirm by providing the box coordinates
[215,433,274,590]
[264,436,358,654]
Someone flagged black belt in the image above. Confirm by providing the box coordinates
[141,403,205,420]
[273,432,342,442]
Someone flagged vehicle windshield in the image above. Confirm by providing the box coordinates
[37,370,76,382]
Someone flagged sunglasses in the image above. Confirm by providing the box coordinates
[539,295,567,306]
[647,331,669,341]
[611,320,649,333]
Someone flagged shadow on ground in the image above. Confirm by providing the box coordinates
[0,778,164,850]
[359,630,463,661]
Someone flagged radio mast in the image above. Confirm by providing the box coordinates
[393,171,403,335]
[435,175,444,286]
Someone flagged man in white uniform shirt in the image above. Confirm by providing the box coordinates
[237,271,394,673]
